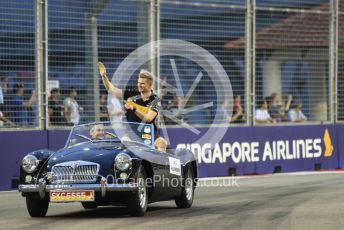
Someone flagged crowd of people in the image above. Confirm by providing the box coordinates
[0,74,307,128]
[47,87,84,126]
[0,77,37,127]
[0,78,86,127]
[254,93,307,124]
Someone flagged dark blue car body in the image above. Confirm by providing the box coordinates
[19,122,198,217]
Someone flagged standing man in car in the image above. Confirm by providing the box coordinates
[98,62,167,152]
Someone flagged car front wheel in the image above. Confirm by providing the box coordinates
[175,166,194,208]
[26,197,49,217]
[127,166,148,216]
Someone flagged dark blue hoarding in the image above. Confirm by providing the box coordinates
[0,124,341,190]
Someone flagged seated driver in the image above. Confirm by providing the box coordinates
[90,124,106,139]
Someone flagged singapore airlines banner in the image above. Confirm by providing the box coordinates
[167,125,339,177]
[0,124,342,190]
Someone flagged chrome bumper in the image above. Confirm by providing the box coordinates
[19,177,138,199]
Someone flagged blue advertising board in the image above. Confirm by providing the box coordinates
[0,124,341,190]
[167,125,338,177]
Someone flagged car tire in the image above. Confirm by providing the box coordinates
[175,166,194,208]
[81,202,98,209]
[26,197,49,217]
[127,166,148,217]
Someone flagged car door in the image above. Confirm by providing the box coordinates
[139,147,170,202]
[160,151,183,199]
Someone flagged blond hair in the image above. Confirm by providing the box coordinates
[139,69,154,83]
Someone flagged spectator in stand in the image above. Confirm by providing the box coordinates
[255,100,274,124]
[1,77,11,119]
[99,94,109,122]
[10,83,36,126]
[215,100,230,124]
[0,76,7,111]
[160,77,183,124]
[265,95,273,111]
[107,93,125,123]
[163,95,184,124]
[269,93,292,122]
[230,95,244,123]
[0,77,8,126]
[48,88,65,125]
[215,98,243,124]
[0,111,15,127]
[63,87,83,126]
[27,90,38,126]
[288,101,307,123]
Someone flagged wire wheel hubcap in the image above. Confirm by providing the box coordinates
[138,177,146,208]
[185,171,193,201]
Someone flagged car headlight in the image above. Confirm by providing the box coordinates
[22,155,40,173]
[115,153,132,171]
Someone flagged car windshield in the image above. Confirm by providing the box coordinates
[66,121,155,148]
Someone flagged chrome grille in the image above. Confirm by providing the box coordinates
[51,161,99,184]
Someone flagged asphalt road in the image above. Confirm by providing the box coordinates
[1,172,344,230]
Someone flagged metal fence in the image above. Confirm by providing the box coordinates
[338,0,344,121]
[0,0,342,130]
[0,1,36,128]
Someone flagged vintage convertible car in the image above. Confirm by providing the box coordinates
[18,122,197,217]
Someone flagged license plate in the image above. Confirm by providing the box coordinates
[50,190,94,202]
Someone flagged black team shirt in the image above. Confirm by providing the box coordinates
[124,88,161,137]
